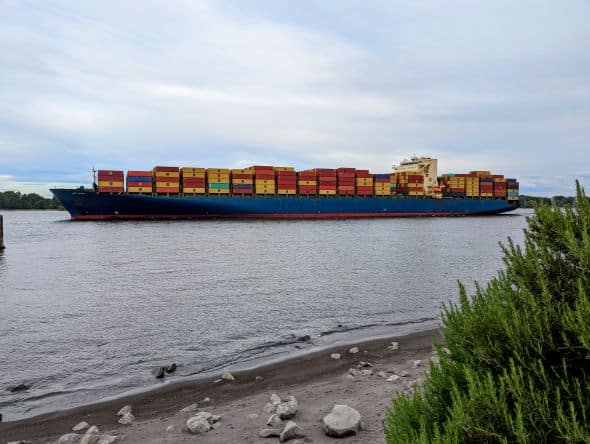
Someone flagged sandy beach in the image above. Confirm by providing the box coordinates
[1,328,442,443]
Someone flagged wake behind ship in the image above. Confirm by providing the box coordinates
[52,157,520,220]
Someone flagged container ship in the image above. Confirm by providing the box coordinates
[51,157,520,220]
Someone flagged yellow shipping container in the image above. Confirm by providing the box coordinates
[319,190,337,195]
[255,180,275,185]
[255,190,275,195]
[493,178,506,183]
[274,166,295,171]
[207,168,230,174]
[182,187,206,194]
[375,190,390,196]
[277,189,296,195]
[231,168,254,174]
[208,175,230,182]
[98,181,124,187]
[408,191,424,196]
[356,179,373,185]
[297,180,317,186]
[232,178,253,184]
[155,171,180,178]
[481,193,493,198]
[208,188,230,194]
[181,167,206,174]
[155,181,179,187]
[127,186,151,193]
[182,172,206,178]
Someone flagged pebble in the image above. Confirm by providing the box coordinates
[119,412,135,425]
[255,376,264,382]
[411,360,422,369]
[348,368,361,377]
[166,425,175,433]
[221,371,235,381]
[98,436,118,444]
[376,371,388,379]
[276,395,298,420]
[358,361,373,368]
[330,353,341,360]
[400,370,410,377]
[186,415,211,434]
[202,397,211,403]
[86,425,100,435]
[263,402,275,414]
[270,393,282,407]
[58,434,81,444]
[117,405,132,416]
[267,414,282,427]
[386,374,401,383]
[260,428,281,438]
[280,421,305,442]
[322,404,362,438]
[359,369,373,377]
[349,347,359,354]
[388,341,400,351]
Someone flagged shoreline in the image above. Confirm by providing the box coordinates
[0,327,442,443]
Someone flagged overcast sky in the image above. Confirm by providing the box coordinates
[1,0,589,196]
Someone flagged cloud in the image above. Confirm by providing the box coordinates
[0,0,589,195]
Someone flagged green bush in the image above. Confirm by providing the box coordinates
[384,182,590,443]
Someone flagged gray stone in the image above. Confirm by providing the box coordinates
[221,371,235,381]
[270,393,282,407]
[202,397,211,403]
[359,369,373,377]
[348,368,360,376]
[267,414,282,427]
[213,379,222,383]
[97,436,118,444]
[263,402,275,414]
[358,361,373,368]
[376,371,387,379]
[210,414,221,424]
[179,403,199,414]
[388,341,400,351]
[80,435,99,444]
[186,415,211,434]
[73,421,90,432]
[400,370,410,377]
[151,366,165,379]
[165,425,175,433]
[8,383,29,393]
[349,347,359,354]
[85,426,100,435]
[279,421,305,442]
[386,375,401,383]
[411,360,422,369]
[117,405,132,416]
[276,395,298,420]
[255,376,264,382]
[58,434,81,444]
[259,428,281,438]
[194,411,212,422]
[118,412,134,425]
[330,353,341,360]
[322,404,362,438]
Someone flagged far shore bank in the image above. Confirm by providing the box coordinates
[0,328,443,443]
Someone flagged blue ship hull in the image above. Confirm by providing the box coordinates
[51,189,519,220]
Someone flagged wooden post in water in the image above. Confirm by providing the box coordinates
[0,214,4,250]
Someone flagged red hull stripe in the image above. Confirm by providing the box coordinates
[71,212,472,220]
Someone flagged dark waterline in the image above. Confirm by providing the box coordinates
[0,210,530,419]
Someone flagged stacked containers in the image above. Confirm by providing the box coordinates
[390,174,398,195]
[373,174,391,196]
[398,172,424,196]
[355,170,373,196]
[316,169,337,196]
[154,167,180,194]
[207,168,230,194]
[479,175,494,198]
[231,168,254,195]
[493,175,507,199]
[297,170,317,195]
[181,168,206,194]
[444,174,466,197]
[275,167,296,195]
[336,168,355,196]
[126,170,153,193]
[97,170,124,193]
[465,174,480,197]
[506,179,519,201]
[253,166,275,195]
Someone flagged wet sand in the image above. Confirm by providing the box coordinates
[0,328,442,443]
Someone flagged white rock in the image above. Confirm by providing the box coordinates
[386,375,401,383]
[442,347,451,355]
[349,347,359,354]
[179,403,199,414]
[260,428,281,438]
[221,371,235,381]
[202,397,211,403]
[118,412,135,425]
[72,421,89,432]
[348,368,361,377]
[267,414,282,428]
[210,414,221,424]
[263,402,275,414]
[80,435,100,444]
[117,405,132,416]
[280,421,305,442]
[389,341,400,350]
[346,374,355,381]
[276,395,298,420]
[322,404,362,438]
[400,370,410,377]
[213,379,222,383]
[255,376,264,382]
[194,411,212,422]
[359,369,373,377]
[270,393,282,406]
[97,436,118,444]
[58,434,81,444]
[411,360,422,369]
[376,371,387,379]
[85,426,99,435]
[330,353,341,360]
[186,415,211,434]
[165,425,175,433]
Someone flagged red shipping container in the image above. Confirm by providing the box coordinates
[276,170,296,176]
[298,186,317,194]
[97,186,123,192]
[154,166,179,172]
[127,170,152,177]
[232,173,253,179]
[252,165,274,171]
[315,168,336,176]
[183,179,205,185]
[232,189,253,194]
[319,185,337,190]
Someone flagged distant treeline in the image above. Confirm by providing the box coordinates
[0,191,63,210]
[519,195,577,208]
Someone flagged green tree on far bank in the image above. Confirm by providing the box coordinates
[385,181,590,443]
[0,191,63,210]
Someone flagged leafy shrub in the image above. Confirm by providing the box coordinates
[384,182,590,443]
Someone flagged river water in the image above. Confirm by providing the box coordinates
[0,209,531,419]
